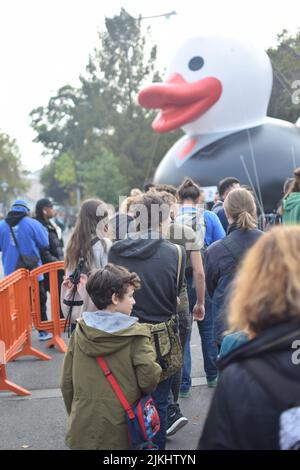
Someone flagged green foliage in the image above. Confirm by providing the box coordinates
[81,149,129,206]
[30,8,180,204]
[0,131,28,201]
[40,160,70,204]
[55,152,77,189]
[267,29,300,123]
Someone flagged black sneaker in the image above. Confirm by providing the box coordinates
[166,403,188,436]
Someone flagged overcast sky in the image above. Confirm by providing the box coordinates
[0,0,299,172]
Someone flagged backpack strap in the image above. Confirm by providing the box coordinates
[8,225,27,266]
[244,358,300,411]
[174,244,183,292]
[91,236,100,247]
[96,356,135,420]
[221,235,245,263]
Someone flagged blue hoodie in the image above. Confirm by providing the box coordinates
[0,212,49,276]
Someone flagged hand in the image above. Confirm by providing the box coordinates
[193,303,205,321]
[77,274,88,295]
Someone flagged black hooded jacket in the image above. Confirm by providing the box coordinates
[108,232,186,323]
[5,211,27,227]
[35,217,64,263]
[198,321,300,450]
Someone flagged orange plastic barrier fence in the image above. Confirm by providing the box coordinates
[0,269,51,396]
[30,261,67,353]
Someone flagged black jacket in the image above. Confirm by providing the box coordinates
[35,217,64,263]
[205,226,263,343]
[108,231,186,323]
[205,225,262,298]
[198,321,300,449]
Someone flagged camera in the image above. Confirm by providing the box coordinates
[68,257,85,286]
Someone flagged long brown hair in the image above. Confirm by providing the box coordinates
[224,188,257,230]
[65,199,110,271]
[284,166,300,198]
[228,226,300,336]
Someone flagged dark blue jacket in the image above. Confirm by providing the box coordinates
[205,225,263,343]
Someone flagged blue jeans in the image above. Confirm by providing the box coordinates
[181,277,218,391]
[151,376,173,450]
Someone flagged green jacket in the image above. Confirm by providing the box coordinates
[60,311,161,450]
[283,193,300,224]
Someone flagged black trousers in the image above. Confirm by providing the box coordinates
[43,269,65,319]
[39,280,48,323]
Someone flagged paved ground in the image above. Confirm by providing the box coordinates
[0,320,214,450]
[1,229,214,450]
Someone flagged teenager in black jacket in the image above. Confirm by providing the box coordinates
[35,198,64,319]
[198,226,300,450]
[205,188,263,346]
[35,198,64,263]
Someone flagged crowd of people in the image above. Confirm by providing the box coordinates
[0,168,300,450]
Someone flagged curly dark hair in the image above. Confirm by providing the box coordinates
[132,192,170,231]
[86,264,141,310]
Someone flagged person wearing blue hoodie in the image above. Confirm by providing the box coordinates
[0,199,51,340]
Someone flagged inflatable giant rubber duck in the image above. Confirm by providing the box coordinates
[138,36,300,212]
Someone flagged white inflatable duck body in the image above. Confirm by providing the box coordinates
[138,36,300,212]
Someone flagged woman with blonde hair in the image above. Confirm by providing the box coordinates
[205,188,262,347]
[199,226,300,450]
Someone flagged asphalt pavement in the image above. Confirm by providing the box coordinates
[0,320,214,450]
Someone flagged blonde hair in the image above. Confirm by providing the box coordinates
[119,196,137,214]
[228,226,300,335]
[224,188,257,230]
[130,188,143,197]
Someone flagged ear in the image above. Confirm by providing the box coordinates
[111,293,119,306]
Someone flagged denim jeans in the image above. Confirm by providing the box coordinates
[151,376,173,450]
[181,277,218,391]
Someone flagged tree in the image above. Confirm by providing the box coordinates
[0,131,28,206]
[40,160,70,204]
[30,9,181,202]
[81,150,129,206]
[81,8,181,187]
[267,30,300,123]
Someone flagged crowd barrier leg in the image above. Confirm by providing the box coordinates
[10,331,51,362]
[30,262,67,353]
[0,269,52,396]
[0,364,31,396]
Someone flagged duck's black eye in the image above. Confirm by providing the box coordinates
[188,56,204,71]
